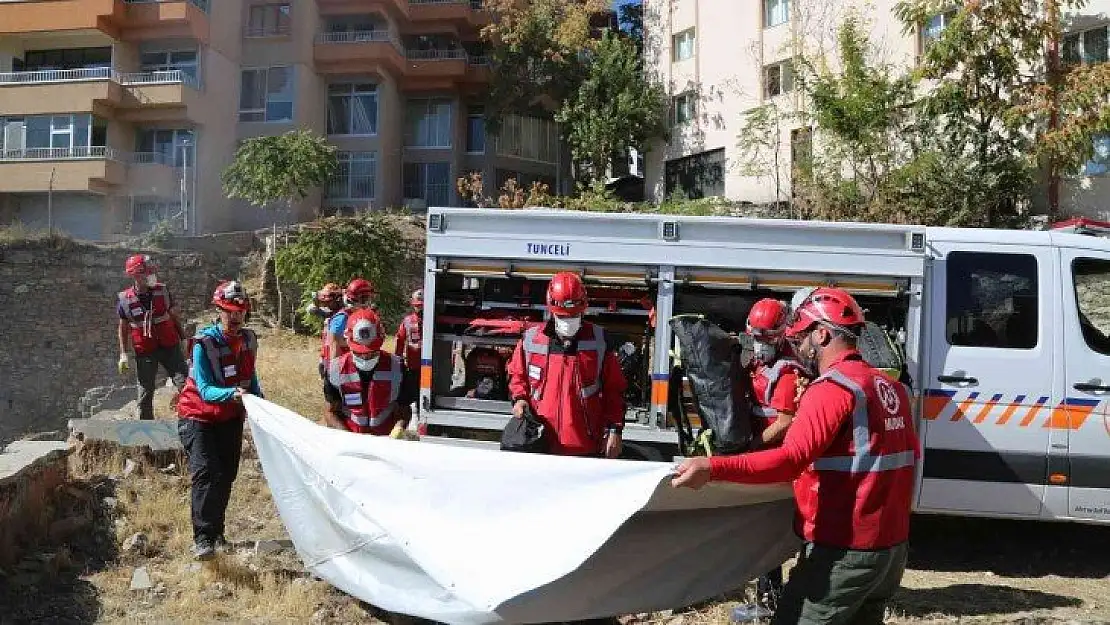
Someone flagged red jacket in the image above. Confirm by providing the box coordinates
[177,329,258,423]
[749,357,802,431]
[710,351,921,550]
[394,312,422,371]
[319,311,339,368]
[327,352,405,435]
[507,321,627,456]
[118,284,180,355]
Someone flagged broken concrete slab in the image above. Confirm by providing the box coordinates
[253,540,284,555]
[68,418,181,452]
[130,566,153,591]
[0,441,71,485]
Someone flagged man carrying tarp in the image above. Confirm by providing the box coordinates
[506,271,628,458]
[672,287,921,625]
[323,308,414,438]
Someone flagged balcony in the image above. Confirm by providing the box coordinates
[120,0,209,43]
[126,152,182,197]
[314,30,405,77]
[117,70,203,122]
[0,146,126,194]
[407,0,487,26]
[0,0,125,36]
[0,68,123,116]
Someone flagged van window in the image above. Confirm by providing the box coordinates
[1072,257,1110,356]
[945,251,1038,349]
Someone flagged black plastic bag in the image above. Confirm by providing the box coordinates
[669,315,754,455]
[500,405,549,454]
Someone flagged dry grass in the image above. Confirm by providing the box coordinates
[15,327,1109,624]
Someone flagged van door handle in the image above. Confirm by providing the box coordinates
[1073,382,1110,392]
[937,374,978,385]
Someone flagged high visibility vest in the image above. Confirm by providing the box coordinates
[176,330,258,423]
[119,285,179,355]
[328,352,404,435]
[792,357,920,549]
[519,323,606,403]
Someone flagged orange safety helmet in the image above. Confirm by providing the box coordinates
[546,272,588,317]
[125,253,156,277]
[746,298,789,341]
[785,287,866,339]
[212,280,250,313]
[344,308,385,355]
[344,278,376,307]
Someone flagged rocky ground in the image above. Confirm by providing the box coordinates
[1,329,1108,624]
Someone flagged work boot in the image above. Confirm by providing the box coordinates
[214,535,230,553]
[193,536,216,561]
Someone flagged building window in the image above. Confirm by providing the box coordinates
[136,129,195,166]
[22,47,112,71]
[1072,257,1110,356]
[764,60,793,98]
[404,98,453,148]
[919,8,958,53]
[327,83,378,136]
[0,114,108,157]
[492,114,559,163]
[671,92,695,125]
[764,0,789,28]
[1084,134,1110,176]
[133,201,182,230]
[672,29,695,62]
[239,66,294,122]
[945,251,1038,349]
[466,106,486,154]
[140,49,199,80]
[403,162,452,206]
[246,3,291,37]
[665,148,725,199]
[1064,25,1109,66]
[327,151,377,200]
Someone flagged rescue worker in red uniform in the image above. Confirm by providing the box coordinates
[117,254,189,421]
[310,283,345,380]
[323,308,415,437]
[672,288,921,625]
[507,272,628,458]
[736,298,806,621]
[176,280,263,561]
[323,278,376,374]
[394,289,424,419]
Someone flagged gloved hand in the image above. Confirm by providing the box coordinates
[117,353,131,375]
[389,422,406,439]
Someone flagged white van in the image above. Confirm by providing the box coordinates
[416,208,1110,525]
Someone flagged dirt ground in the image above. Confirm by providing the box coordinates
[2,329,1107,624]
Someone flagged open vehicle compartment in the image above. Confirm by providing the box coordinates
[418,208,928,455]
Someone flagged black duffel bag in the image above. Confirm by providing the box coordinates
[500,405,549,454]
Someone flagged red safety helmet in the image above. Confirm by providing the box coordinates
[546,272,588,317]
[125,254,156,277]
[344,278,376,307]
[411,288,424,309]
[316,282,343,304]
[746,298,789,341]
[344,308,384,355]
[212,280,250,313]
[785,287,865,339]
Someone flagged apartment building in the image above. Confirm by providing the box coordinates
[643,0,1110,218]
[0,0,567,240]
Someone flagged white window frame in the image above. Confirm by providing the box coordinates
[919,8,958,54]
[671,92,695,126]
[763,60,793,99]
[672,29,695,62]
[763,0,789,29]
[239,66,294,123]
[404,161,452,205]
[328,151,378,200]
[404,98,454,149]
[1084,134,1110,177]
[246,3,291,38]
[1064,24,1109,66]
[140,48,200,81]
[326,83,378,136]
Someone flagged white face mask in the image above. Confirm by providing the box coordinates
[553,315,582,338]
[352,354,380,372]
[753,340,778,363]
[145,274,159,288]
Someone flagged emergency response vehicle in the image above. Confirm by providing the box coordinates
[416,207,1110,526]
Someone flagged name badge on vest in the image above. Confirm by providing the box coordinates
[343,392,363,406]
[223,364,237,378]
[528,364,542,380]
[130,307,144,317]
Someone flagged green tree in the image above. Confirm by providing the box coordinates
[555,30,669,182]
[618,1,644,58]
[221,129,338,210]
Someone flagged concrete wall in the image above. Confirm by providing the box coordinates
[0,242,243,446]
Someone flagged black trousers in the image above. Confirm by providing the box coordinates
[178,417,244,542]
[136,345,189,420]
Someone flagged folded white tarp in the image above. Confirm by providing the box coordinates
[245,396,801,624]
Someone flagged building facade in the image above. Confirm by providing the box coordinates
[0,0,567,240]
[642,0,1109,219]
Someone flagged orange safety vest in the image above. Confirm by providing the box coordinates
[119,284,180,355]
[176,330,258,423]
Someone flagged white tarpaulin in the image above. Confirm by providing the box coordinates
[245,395,801,624]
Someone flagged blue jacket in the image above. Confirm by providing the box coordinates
[190,323,263,404]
